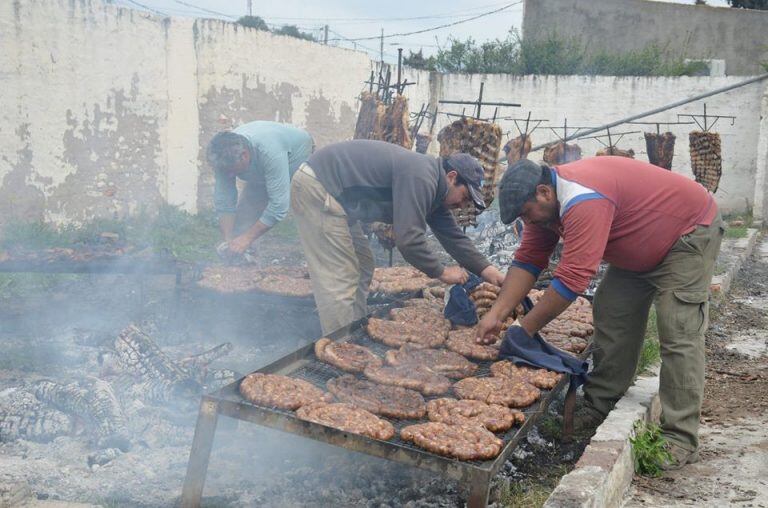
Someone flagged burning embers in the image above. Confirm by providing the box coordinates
[0,324,237,466]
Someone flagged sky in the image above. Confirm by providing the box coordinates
[115,0,732,63]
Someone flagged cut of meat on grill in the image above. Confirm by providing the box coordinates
[379,95,412,149]
[453,376,541,408]
[689,131,722,193]
[426,398,525,433]
[327,375,426,419]
[296,402,395,441]
[369,266,438,295]
[543,333,589,354]
[541,320,593,338]
[314,338,382,373]
[595,146,635,158]
[385,345,478,379]
[437,117,503,226]
[239,373,331,410]
[644,132,676,170]
[366,318,447,349]
[354,91,386,141]
[402,297,444,311]
[543,142,582,165]
[490,361,563,390]
[389,306,450,333]
[369,222,396,250]
[446,328,501,361]
[196,265,311,296]
[400,422,503,461]
[363,364,451,396]
[503,134,533,168]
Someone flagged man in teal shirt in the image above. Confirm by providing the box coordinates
[207,121,313,255]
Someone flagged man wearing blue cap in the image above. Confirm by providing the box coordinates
[291,139,506,335]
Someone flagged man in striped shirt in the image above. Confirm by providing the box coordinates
[477,157,723,469]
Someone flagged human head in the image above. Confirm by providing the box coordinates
[442,153,486,210]
[206,131,251,176]
[498,159,558,227]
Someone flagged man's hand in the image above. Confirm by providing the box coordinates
[439,265,469,285]
[227,233,254,255]
[480,265,506,286]
[475,310,503,344]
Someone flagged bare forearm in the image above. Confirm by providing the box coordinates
[519,286,571,335]
[242,220,271,243]
[491,266,537,320]
[219,214,235,241]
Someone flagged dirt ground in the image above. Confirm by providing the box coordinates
[624,238,768,507]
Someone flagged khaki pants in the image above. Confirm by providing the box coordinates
[584,212,724,452]
[290,164,375,335]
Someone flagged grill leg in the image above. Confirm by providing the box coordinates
[180,398,220,508]
[466,471,491,508]
[562,380,578,442]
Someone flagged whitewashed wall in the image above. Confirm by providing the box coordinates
[1,0,766,225]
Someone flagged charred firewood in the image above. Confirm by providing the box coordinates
[0,389,73,443]
[178,342,234,374]
[34,379,130,450]
[113,325,189,384]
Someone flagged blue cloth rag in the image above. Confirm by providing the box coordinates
[443,273,483,326]
[499,295,589,387]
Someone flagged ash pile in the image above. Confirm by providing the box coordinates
[0,315,238,505]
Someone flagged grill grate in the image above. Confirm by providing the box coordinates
[249,325,557,465]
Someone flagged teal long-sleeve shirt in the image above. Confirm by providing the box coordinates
[213,121,313,227]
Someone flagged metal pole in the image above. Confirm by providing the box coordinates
[397,48,403,95]
[531,72,768,152]
[247,0,252,16]
[476,82,485,119]
[380,28,384,62]
[323,25,328,45]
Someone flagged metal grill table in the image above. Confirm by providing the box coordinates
[180,302,581,508]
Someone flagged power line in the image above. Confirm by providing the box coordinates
[327,1,522,42]
[171,0,237,19]
[262,1,516,23]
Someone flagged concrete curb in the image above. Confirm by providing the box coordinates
[710,228,760,300]
[543,228,762,508]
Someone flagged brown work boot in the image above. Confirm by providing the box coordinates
[659,442,700,471]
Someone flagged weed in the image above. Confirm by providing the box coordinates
[537,415,562,441]
[630,421,673,477]
[636,307,660,375]
[497,479,555,508]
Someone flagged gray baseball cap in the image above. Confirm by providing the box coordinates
[444,153,486,210]
[498,159,545,224]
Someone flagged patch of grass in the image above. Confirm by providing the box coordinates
[497,479,556,508]
[630,421,673,477]
[636,307,661,375]
[537,415,562,441]
[725,226,748,239]
[1,205,221,263]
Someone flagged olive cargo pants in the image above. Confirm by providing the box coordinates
[584,212,724,452]
[290,164,375,335]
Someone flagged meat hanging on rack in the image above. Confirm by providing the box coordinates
[595,146,635,158]
[644,132,676,170]
[542,142,582,165]
[503,134,533,167]
[437,117,503,226]
[354,91,386,141]
[379,95,412,149]
[689,131,722,193]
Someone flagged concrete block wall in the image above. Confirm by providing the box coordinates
[1,0,766,226]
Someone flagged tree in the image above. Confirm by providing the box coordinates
[273,25,316,42]
[403,50,437,71]
[237,15,269,30]
[727,0,768,8]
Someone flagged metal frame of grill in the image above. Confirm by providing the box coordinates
[180,299,585,508]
